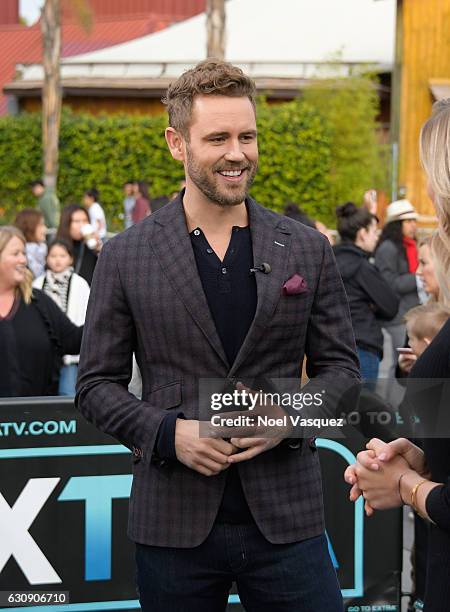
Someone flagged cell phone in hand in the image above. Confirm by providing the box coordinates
[396,347,414,355]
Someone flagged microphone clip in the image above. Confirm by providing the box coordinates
[250,263,272,274]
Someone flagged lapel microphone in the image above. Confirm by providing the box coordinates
[250,263,272,274]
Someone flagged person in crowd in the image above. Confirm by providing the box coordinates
[56,204,100,286]
[397,236,441,376]
[391,240,442,609]
[76,59,359,611]
[403,303,450,609]
[123,180,136,229]
[395,243,442,608]
[362,188,378,216]
[0,226,83,397]
[315,220,335,245]
[283,201,316,228]
[417,236,440,302]
[170,179,187,201]
[150,195,170,212]
[283,201,335,243]
[345,99,450,612]
[404,303,450,360]
[375,200,420,401]
[132,181,151,224]
[14,208,48,279]
[30,179,59,229]
[83,188,107,240]
[334,202,399,384]
[33,239,90,396]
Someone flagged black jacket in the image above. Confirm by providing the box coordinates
[0,290,83,397]
[334,243,399,358]
[374,239,419,326]
[73,240,98,286]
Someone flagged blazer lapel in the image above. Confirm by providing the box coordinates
[150,195,229,368]
[228,198,292,377]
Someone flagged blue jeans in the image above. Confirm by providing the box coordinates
[135,523,343,612]
[357,347,380,391]
[58,364,78,396]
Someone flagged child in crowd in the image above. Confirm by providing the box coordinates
[33,239,90,396]
[83,188,107,240]
[14,208,47,278]
[404,302,450,358]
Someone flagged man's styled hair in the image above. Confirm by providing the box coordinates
[404,303,450,340]
[162,59,257,138]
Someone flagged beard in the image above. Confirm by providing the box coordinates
[185,145,258,207]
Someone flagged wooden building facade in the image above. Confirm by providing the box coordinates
[393,0,450,218]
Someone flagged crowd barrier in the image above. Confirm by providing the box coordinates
[0,397,402,612]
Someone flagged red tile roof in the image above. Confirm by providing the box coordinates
[60,14,180,56]
[0,13,186,115]
[0,24,42,114]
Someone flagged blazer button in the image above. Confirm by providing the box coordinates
[287,440,302,450]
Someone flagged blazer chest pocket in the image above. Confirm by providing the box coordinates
[148,381,182,410]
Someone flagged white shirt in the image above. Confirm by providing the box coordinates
[88,202,107,239]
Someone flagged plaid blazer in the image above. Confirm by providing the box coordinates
[76,194,360,547]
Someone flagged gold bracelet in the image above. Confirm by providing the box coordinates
[411,479,427,516]
[397,471,410,504]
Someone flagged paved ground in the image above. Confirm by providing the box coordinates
[402,506,414,611]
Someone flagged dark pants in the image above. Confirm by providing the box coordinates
[136,523,343,612]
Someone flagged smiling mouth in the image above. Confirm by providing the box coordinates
[217,168,247,181]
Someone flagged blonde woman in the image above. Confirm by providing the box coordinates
[345,100,450,611]
[0,226,83,397]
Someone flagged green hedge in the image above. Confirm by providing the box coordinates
[251,98,332,222]
[0,79,388,230]
[303,74,391,211]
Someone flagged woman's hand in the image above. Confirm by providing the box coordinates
[344,457,376,516]
[398,352,417,374]
[354,449,413,510]
[344,438,429,516]
[366,438,428,477]
[92,231,102,253]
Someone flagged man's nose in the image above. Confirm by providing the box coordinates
[224,141,245,162]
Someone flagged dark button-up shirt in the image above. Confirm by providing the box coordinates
[156,225,257,523]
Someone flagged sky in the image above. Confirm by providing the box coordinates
[19,0,45,25]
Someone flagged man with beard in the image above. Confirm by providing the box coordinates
[76,60,359,611]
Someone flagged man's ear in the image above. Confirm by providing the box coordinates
[165,127,185,162]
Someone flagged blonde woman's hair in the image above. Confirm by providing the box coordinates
[418,234,432,248]
[420,99,450,305]
[0,226,33,304]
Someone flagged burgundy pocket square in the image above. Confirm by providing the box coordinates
[282,274,308,296]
